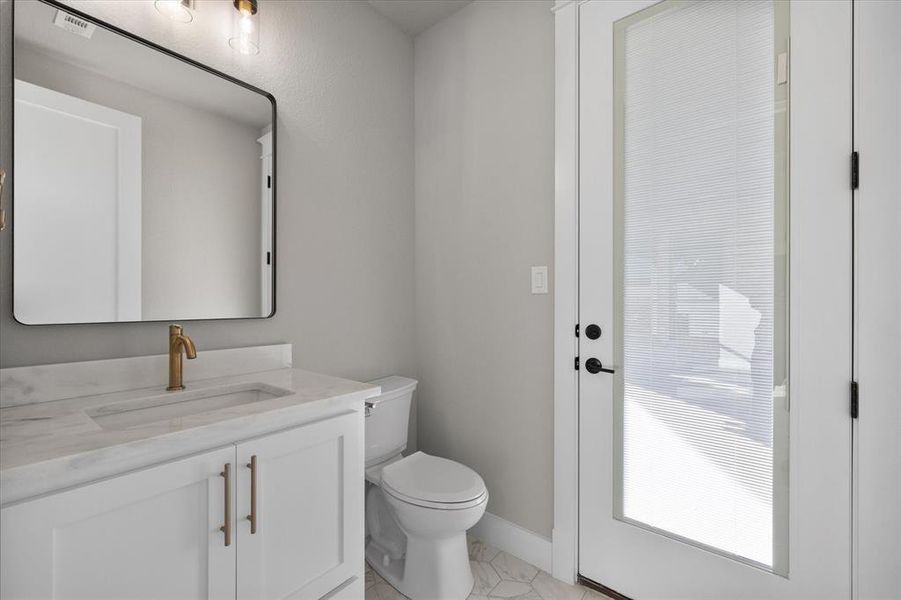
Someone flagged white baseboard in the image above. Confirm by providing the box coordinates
[471,511,553,574]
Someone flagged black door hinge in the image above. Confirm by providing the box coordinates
[851,152,859,190]
[850,380,859,419]
[266,251,271,265]
[267,175,271,189]
[574,356,580,371]
[575,324,580,338]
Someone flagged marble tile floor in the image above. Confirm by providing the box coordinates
[364,536,613,600]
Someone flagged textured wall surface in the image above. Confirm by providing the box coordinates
[0,0,417,415]
[413,0,555,537]
[0,0,557,539]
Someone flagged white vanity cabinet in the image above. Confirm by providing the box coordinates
[0,445,237,600]
[0,411,363,600]
[236,412,363,600]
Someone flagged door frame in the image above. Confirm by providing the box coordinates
[551,0,581,585]
[851,1,901,598]
[257,131,273,317]
[551,0,864,590]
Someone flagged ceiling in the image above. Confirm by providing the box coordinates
[368,0,472,36]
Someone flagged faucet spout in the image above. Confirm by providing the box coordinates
[167,324,197,391]
[177,335,197,359]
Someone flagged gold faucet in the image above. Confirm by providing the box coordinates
[167,324,197,391]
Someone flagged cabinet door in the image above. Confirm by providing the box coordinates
[0,446,237,600]
[236,411,364,600]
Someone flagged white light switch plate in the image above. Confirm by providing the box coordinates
[531,266,548,294]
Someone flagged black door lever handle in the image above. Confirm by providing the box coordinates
[585,358,615,374]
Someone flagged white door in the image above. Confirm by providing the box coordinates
[236,412,364,600]
[0,446,236,600]
[578,1,852,598]
[13,80,142,324]
[258,131,273,317]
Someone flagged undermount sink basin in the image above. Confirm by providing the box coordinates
[87,383,293,430]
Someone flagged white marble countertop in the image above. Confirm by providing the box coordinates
[0,367,379,506]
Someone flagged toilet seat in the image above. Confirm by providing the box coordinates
[382,483,488,511]
[380,451,487,510]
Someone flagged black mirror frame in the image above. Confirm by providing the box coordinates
[7,0,278,326]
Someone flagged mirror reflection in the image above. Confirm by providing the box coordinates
[13,0,275,325]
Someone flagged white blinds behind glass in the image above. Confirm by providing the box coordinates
[617,0,782,568]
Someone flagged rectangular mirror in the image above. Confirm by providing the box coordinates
[12,0,276,325]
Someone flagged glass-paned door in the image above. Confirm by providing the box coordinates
[577,1,852,598]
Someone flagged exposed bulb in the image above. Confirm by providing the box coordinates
[229,3,260,55]
[154,0,194,24]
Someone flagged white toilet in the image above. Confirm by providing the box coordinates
[365,376,488,600]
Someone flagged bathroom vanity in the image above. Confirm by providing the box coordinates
[3,3,374,598]
[0,345,376,600]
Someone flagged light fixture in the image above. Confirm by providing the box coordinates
[229,0,260,56]
[154,0,195,24]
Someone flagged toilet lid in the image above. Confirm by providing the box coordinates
[381,452,487,506]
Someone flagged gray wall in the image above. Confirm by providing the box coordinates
[413,1,555,537]
[16,46,263,320]
[0,0,417,414]
[0,0,555,537]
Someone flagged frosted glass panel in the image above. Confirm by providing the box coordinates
[613,0,788,571]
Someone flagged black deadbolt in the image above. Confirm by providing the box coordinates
[585,324,602,340]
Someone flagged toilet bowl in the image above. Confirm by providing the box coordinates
[364,377,488,600]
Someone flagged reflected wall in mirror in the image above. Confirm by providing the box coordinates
[12,0,276,325]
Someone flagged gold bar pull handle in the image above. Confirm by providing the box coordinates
[220,463,232,547]
[246,455,258,534]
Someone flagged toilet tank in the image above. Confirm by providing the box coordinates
[365,376,417,467]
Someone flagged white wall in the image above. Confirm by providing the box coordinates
[414,0,555,537]
[855,1,901,596]
[15,46,263,320]
[0,0,416,404]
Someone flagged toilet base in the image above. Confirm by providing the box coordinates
[366,532,474,600]
[365,541,405,588]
